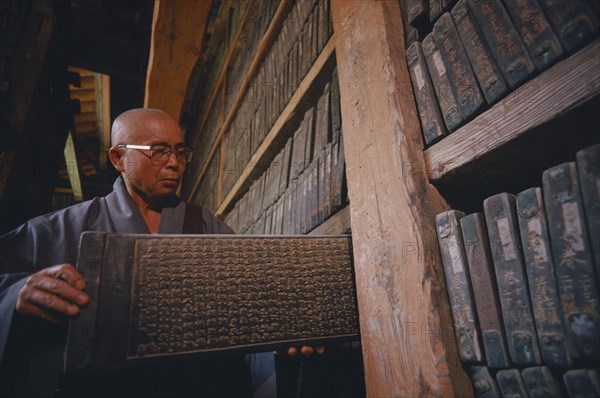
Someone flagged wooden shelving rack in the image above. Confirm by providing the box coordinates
[186,0,293,202]
[425,38,600,182]
[329,1,599,396]
[176,1,599,396]
[216,37,336,216]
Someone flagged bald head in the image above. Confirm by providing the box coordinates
[108,108,187,202]
[111,108,182,146]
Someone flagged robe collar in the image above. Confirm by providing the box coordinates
[105,177,185,234]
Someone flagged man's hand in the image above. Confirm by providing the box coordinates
[16,264,89,323]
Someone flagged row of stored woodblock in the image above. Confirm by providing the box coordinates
[190,0,279,171]
[404,0,600,147]
[435,143,599,396]
[225,67,346,234]
[190,0,333,211]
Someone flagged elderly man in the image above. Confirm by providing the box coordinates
[0,109,251,397]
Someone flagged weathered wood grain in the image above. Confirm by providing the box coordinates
[144,0,212,120]
[331,1,472,396]
[310,205,351,235]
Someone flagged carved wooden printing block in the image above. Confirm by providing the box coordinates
[65,233,358,371]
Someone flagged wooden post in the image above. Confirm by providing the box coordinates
[330,1,473,396]
[144,0,212,121]
[63,130,83,201]
[97,74,111,170]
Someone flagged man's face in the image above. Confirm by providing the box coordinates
[119,113,186,200]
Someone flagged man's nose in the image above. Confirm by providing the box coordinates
[164,151,180,169]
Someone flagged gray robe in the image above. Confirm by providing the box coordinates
[0,178,250,397]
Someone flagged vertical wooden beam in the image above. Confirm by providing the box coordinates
[331,1,472,396]
[217,139,224,205]
[144,0,212,120]
[217,77,227,205]
[63,130,83,201]
[97,74,111,170]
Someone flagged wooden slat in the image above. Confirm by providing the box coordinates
[73,112,98,124]
[63,130,83,201]
[309,205,351,235]
[425,38,600,181]
[217,138,225,205]
[331,1,472,396]
[74,122,97,135]
[79,101,97,114]
[79,75,97,87]
[144,0,212,120]
[215,37,336,215]
[185,1,295,201]
[70,88,97,102]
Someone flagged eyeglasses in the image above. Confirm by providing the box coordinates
[117,144,194,164]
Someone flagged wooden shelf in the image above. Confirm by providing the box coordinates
[185,1,293,200]
[215,36,337,216]
[424,38,600,182]
[309,205,351,235]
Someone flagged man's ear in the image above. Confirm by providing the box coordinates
[108,147,124,172]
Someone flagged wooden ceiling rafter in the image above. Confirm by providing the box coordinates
[143,0,213,121]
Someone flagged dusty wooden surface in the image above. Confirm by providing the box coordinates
[331,1,472,396]
[144,0,211,120]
